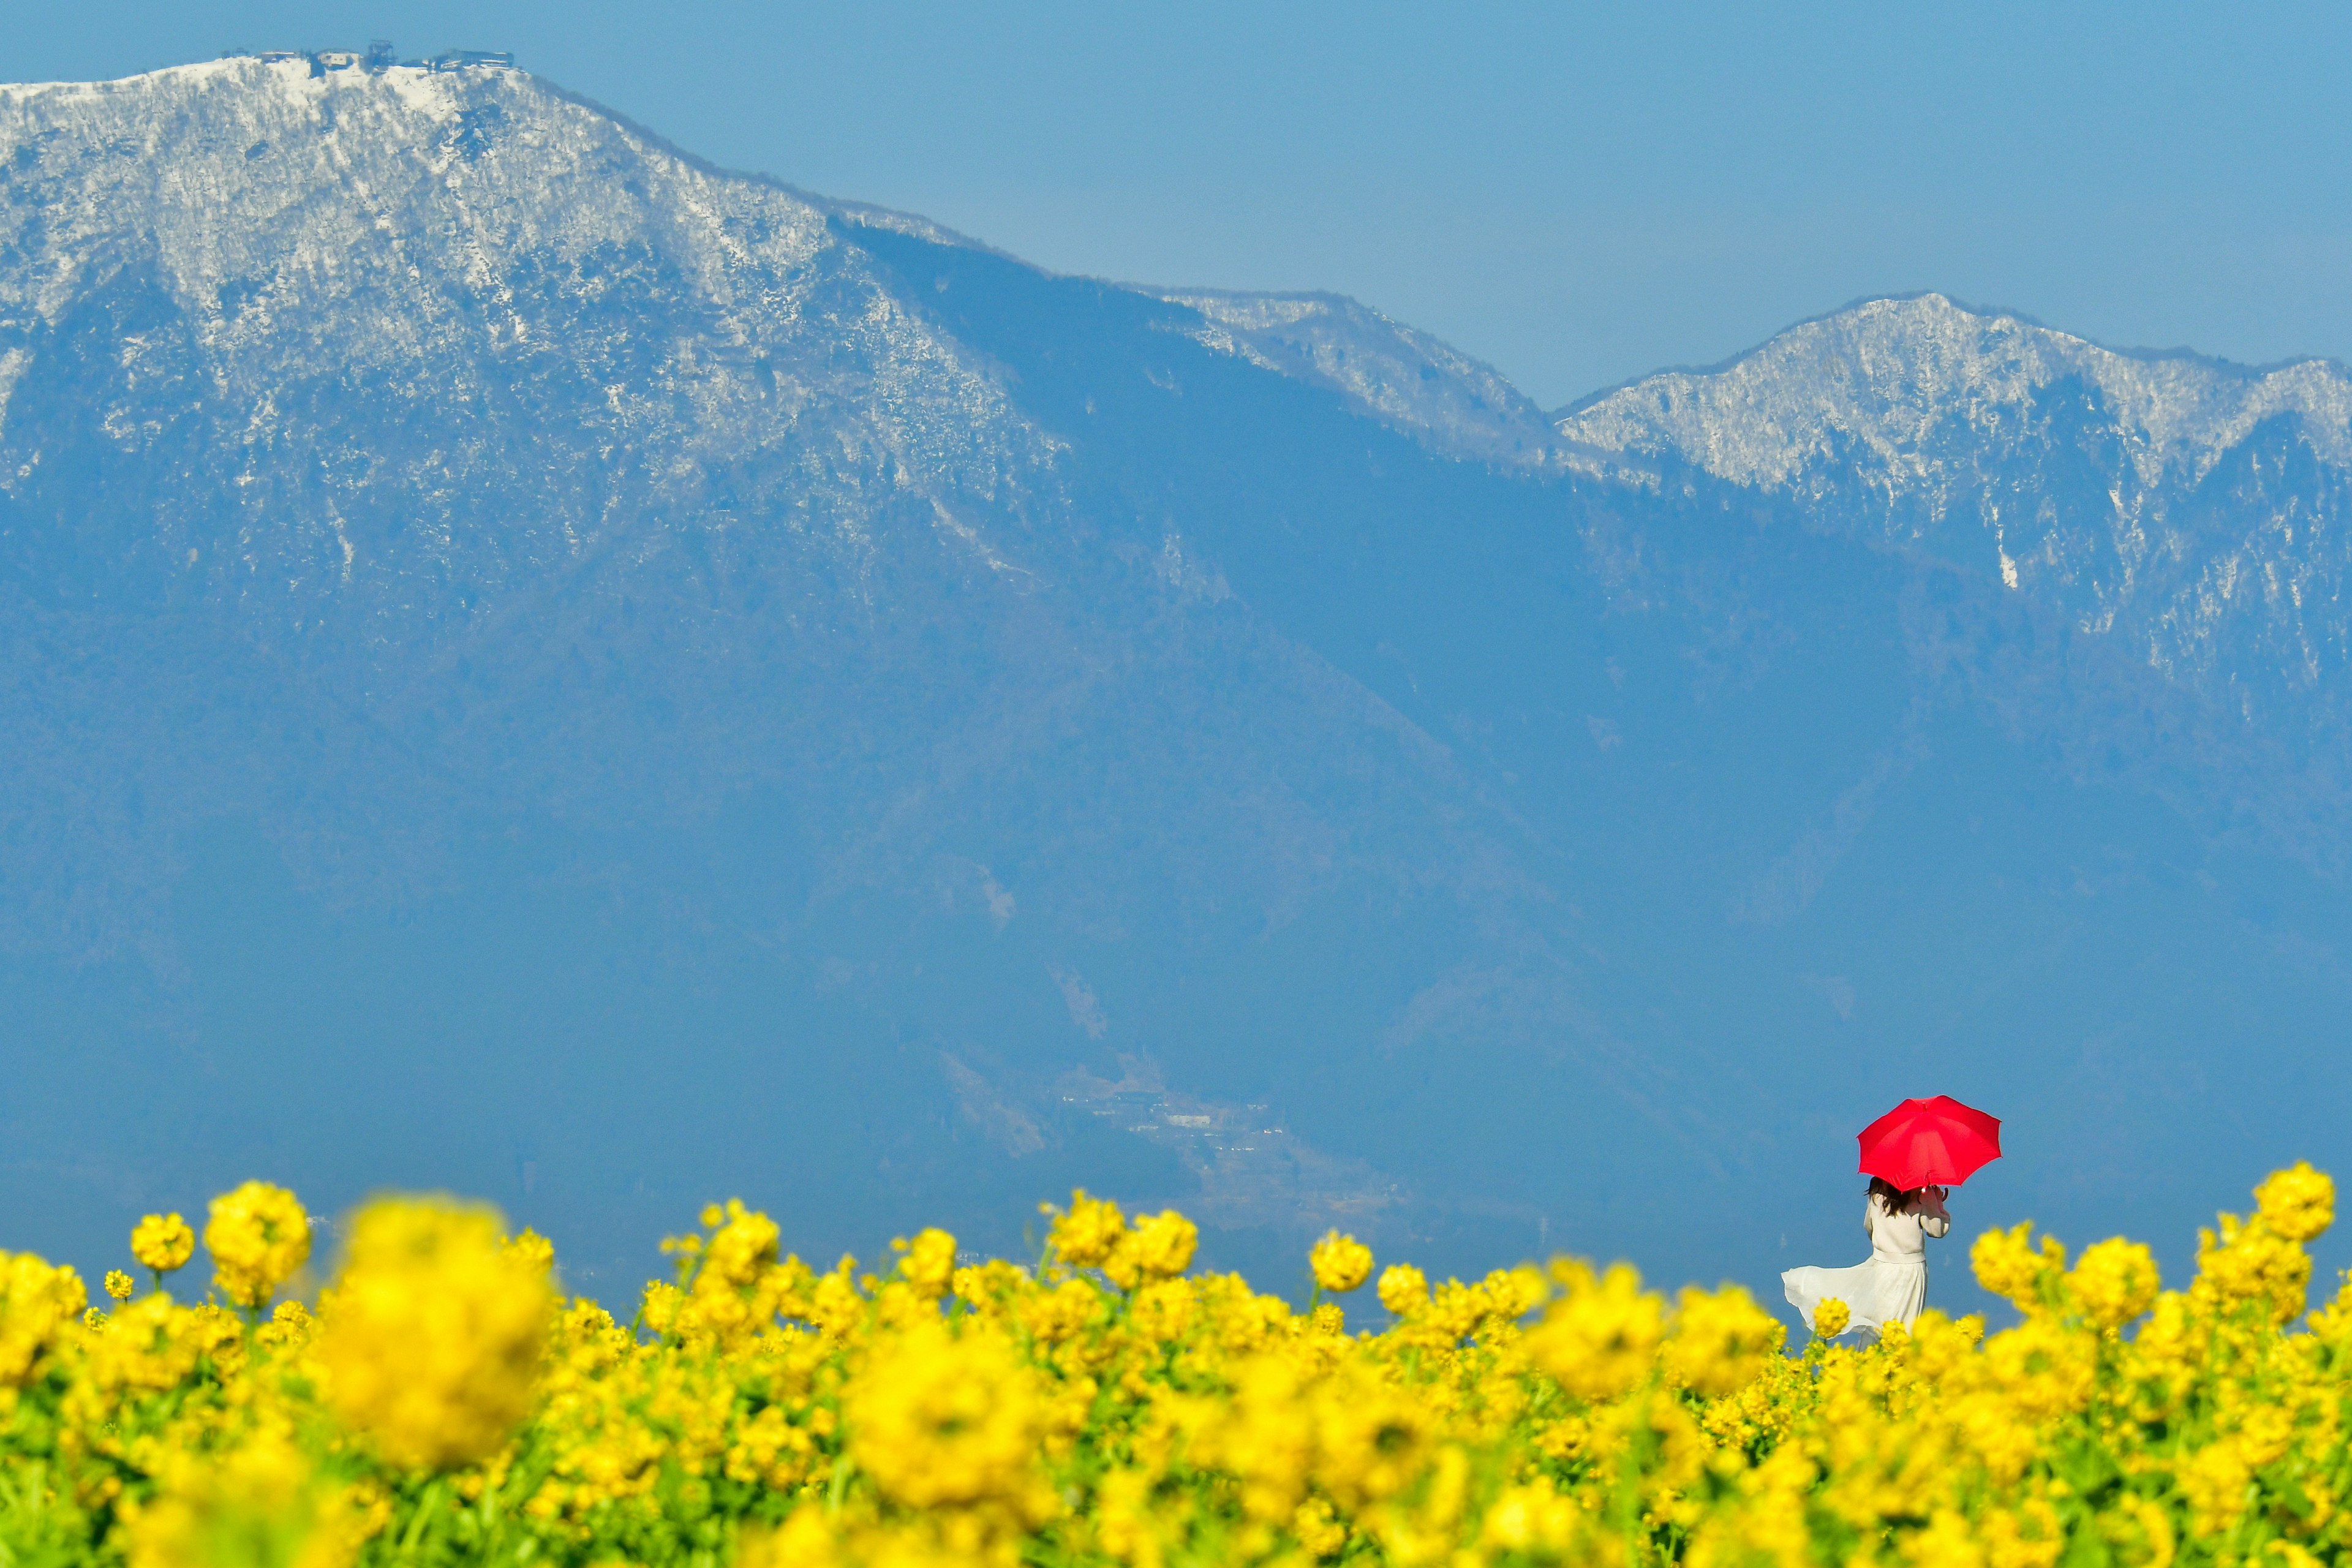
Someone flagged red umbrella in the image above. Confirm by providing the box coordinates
[1857,1096,2002,1189]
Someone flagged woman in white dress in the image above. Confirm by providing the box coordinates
[1782,1177,1951,1338]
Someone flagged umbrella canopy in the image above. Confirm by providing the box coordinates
[1857,1096,2002,1189]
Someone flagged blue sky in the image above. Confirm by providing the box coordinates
[15,2,2352,407]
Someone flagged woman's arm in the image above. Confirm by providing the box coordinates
[1917,1185,1951,1237]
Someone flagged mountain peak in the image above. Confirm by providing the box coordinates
[0,56,1063,642]
[1556,290,2352,720]
[1558,292,2352,494]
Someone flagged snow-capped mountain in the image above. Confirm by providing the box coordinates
[0,58,1058,643]
[1558,295,2352,747]
[0,58,1613,1283]
[6,63,2351,1304]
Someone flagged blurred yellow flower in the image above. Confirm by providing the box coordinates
[1528,1261,1664,1398]
[130,1212,196,1276]
[1020,1277,1101,1346]
[1971,1220,2066,1313]
[846,1318,1047,1513]
[1126,1210,1199,1282]
[1377,1262,1428,1316]
[1047,1190,1127,1270]
[2067,1237,2160,1330]
[1811,1295,1850,1340]
[126,1427,385,1568]
[316,1196,555,1469]
[503,1228,556,1276]
[205,1182,311,1309]
[2254,1161,2334,1243]
[0,1251,86,1387]
[1308,1231,1373,1294]
[1661,1283,1783,1396]
[897,1228,959,1300]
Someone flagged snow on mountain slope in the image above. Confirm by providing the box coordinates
[1155,288,1558,466]
[1559,293,2352,491]
[809,197,1562,469]
[1558,295,2352,726]
[0,58,1060,643]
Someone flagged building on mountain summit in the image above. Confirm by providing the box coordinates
[215,43,513,75]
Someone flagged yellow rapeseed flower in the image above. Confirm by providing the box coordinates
[1811,1295,1850,1340]
[1047,1190,1128,1270]
[2067,1237,2160,1330]
[205,1182,311,1309]
[317,1196,556,1470]
[1970,1220,2066,1313]
[0,1252,86,1387]
[1308,1231,1373,1294]
[125,1430,377,1568]
[503,1228,556,1276]
[2176,1437,2253,1536]
[1126,1211,1199,1282]
[1293,1496,1348,1559]
[2196,1210,2312,1324]
[701,1200,779,1287]
[1377,1262,1428,1316]
[1020,1278,1101,1346]
[897,1228,959,1300]
[2254,1161,2334,1243]
[130,1212,196,1275]
[1528,1261,1665,1400]
[1661,1284,1784,1396]
[846,1318,1047,1512]
[1308,1360,1430,1508]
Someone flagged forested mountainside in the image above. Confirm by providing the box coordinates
[1561,295,2352,859]
[3,61,2345,1306]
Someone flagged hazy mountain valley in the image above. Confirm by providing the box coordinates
[5,58,2350,1310]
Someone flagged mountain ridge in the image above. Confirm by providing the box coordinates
[1556,288,2350,420]
[1559,292,2352,864]
[1557,291,2352,486]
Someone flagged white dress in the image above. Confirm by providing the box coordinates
[1781,1197,1948,1338]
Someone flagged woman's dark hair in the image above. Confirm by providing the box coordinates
[1869,1176,1917,1214]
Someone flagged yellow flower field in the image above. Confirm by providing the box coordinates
[1,1166,2345,1567]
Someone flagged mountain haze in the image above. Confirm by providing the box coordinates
[4,61,2348,1310]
